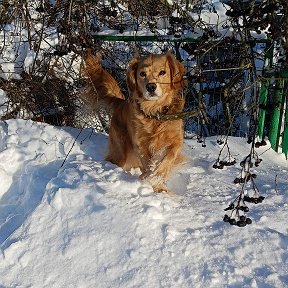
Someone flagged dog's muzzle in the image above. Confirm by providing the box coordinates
[143,82,162,100]
[146,83,157,94]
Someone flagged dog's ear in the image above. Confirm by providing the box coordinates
[127,57,139,92]
[166,51,187,90]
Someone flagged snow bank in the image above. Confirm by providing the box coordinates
[0,119,287,287]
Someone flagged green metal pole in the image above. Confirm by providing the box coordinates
[281,80,288,159]
[258,80,269,139]
[268,79,284,151]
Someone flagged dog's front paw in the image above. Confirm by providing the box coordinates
[149,176,169,194]
[140,173,172,194]
[152,184,168,193]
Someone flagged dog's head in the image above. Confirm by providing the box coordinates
[127,52,187,102]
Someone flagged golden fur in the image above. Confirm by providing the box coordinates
[83,51,187,193]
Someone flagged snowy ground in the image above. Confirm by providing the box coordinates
[0,119,287,288]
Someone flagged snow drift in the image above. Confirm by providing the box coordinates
[0,119,287,287]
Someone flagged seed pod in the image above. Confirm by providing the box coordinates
[239,215,246,221]
[237,220,247,227]
[239,178,245,183]
[260,140,267,146]
[253,198,259,204]
[223,215,230,222]
[234,178,240,184]
[246,218,252,224]
[224,203,234,211]
[243,206,249,212]
[259,196,265,201]
[244,195,253,203]
[257,196,264,203]
[229,218,237,225]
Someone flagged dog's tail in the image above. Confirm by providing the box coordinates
[82,51,125,111]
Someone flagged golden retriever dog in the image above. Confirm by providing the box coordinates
[83,51,187,193]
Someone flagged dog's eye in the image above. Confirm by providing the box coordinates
[159,70,166,76]
[139,71,146,77]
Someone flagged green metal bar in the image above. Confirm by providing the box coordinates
[265,41,274,68]
[93,34,198,42]
[281,79,288,159]
[93,34,273,43]
[258,80,269,139]
[277,80,286,151]
[281,101,288,158]
[268,79,284,151]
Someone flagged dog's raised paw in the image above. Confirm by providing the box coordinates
[152,185,174,195]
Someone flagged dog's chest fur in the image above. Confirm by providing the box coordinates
[131,106,183,156]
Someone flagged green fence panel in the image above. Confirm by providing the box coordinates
[281,78,288,159]
[282,101,288,159]
[258,80,269,139]
[257,42,287,158]
[269,79,285,151]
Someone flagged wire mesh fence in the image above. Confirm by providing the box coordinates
[88,36,271,139]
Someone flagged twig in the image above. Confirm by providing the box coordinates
[60,128,83,168]
[275,174,279,195]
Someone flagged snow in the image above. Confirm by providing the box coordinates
[0,119,287,287]
[23,50,36,74]
[0,89,8,117]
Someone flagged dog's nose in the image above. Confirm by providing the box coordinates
[146,83,157,93]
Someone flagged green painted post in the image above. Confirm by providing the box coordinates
[258,80,269,139]
[282,96,288,158]
[268,79,284,151]
[281,77,288,159]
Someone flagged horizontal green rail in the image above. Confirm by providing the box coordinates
[93,34,198,42]
[93,34,272,43]
[283,90,288,159]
